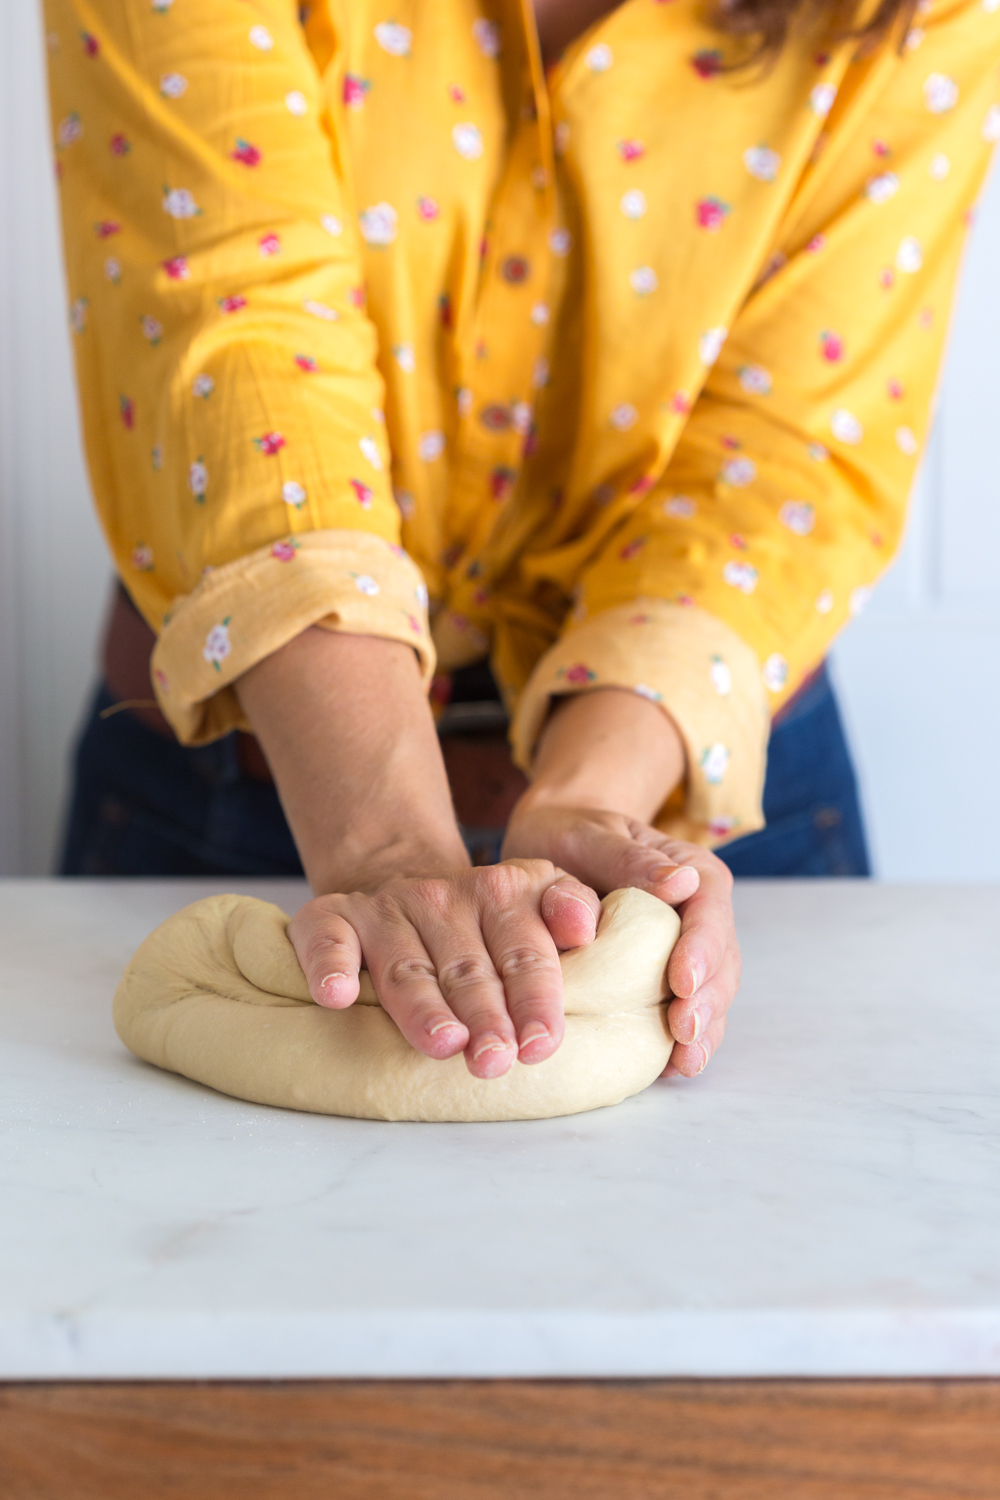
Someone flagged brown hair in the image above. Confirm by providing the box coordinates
[710,0,921,68]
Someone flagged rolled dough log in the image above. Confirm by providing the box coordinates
[113,886,679,1122]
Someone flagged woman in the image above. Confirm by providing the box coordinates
[47,0,998,1080]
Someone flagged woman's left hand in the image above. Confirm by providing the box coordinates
[501,804,740,1077]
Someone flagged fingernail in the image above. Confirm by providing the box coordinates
[518,1022,550,1051]
[696,1041,710,1075]
[472,1034,515,1061]
[650,864,684,883]
[690,962,706,994]
[689,1007,702,1042]
[551,890,595,913]
[428,1020,464,1038]
[319,973,350,1003]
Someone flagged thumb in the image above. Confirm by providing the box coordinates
[287,898,363,1009]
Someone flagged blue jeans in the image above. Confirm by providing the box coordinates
[60,663,869,878]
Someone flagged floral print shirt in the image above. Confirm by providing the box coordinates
[46,0,1000,844]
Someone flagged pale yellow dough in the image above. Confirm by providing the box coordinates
[113,887,680,1122]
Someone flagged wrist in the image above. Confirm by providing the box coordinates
[311,829,471,896]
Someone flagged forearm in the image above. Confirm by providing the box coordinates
[513,688,686,826]
[235,627,468,893]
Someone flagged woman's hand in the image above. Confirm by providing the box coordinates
[501,805,740,1078]
[288,860,601,1079]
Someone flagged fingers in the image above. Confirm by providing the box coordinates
[287,899,363,1009]
[539,875,601,951]
[663,1014,727,1079]
[666,937,741,1047]
[665,848,736,1002]
[552,819,701,905]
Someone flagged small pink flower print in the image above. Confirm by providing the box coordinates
[349,285,365,309]
[918,308,934,329]
[120,395,135,429]
[490,466,516,500]
[872,137,891,158]
[617,138,645,161]
[449,84,466,103]
[670,391,691,414]
[619,537,646,561]
[254,431,286,456]
[628,613,652,625]
[258,233,281,256]
[878,267,895,289]
[564,663,596,685]
[162,256,189,281]
[692,48,723,78]
[343,73,371,108]
[721,433,741,451]
[350,478,373,509]
[730,533,749,551]
[230,138,261,167]
[94,220,121,239]
[271,539,298,562]
[417,195,440,221]
[295,354,319,373]
[886,378,904,400]
[202,619,232,671]
[218,295,247,314]
[109,133,130,156]
[131,544,154,571]
[140,315,162,345]
[407,613,421,633]
[708,817,737,839]
[153,668,169,693]
[501,255,530,284]
[480,404,512,432]
[814,50,831,65]
[56,113,83,149]
[81,30,99,57]
[820,330,844,362]
[806,233,826,254]
[629,473,655,495]
[695,196,730,231]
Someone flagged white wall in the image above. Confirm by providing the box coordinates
[0,3,998,877]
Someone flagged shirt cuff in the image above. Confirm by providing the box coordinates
[509,599,770,848]
[150,530,435,745]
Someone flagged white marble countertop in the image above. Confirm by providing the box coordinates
[1,878,998,1380]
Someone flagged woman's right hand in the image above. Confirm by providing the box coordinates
[287,860,601,1079]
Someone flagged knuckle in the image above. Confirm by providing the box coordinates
[437,954,497,992]
[300,933,353,972]
[385,954,437,988]
[496,946,554,982]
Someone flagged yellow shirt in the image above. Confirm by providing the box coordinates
[46,0,1000,843]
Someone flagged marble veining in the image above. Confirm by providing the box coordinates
[1,878,998,1378]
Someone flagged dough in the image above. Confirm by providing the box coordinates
[113,887,679,1122]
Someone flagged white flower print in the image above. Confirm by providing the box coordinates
[850,585,873,616]
[359,202,398,246]
[710,656,732,695]
[896,236,923,273]
[866,171,899,204]
[808,441,829,462]
[374,20,412,55]
[738,364,772,395]
[699,326,728,365]
[282,480,307,507]
[202,621,231,668]
[393,343,415,372]
[629,266,658,296]
[162,187,200,219]
[816,588,835,614]
[415,580,429,607]
[620,189,647,219]
[248,24,274,51]
[395,488,416,518]
[809,82,837,117]
[56,113,83,148]
[360,435,383,470]
[472,17,501,57]
[554,121,570,155]
[131,544,154,571]
[664,495,696,518]
[905,26,925,49]
[285,90,308,116]
[549,228,573,255]
[928,152,951,180]
[984,105,1000,144]
[511,401,532,434]
[188,459,208,498]
[700,743,730,785]
[192,373,215,398]
[140,315,163,345]
[530,302,550,325]
[418,429,445,462]
[895,425,918,456]
[354,574,381,596]
[104,256,121,284]
[159,72,187,98]
[743,144,781,181]
[779,500,815,535]
[831,408,863,445]
[924,73,958,113]
[452,123,483,160]
[151,444,163,471]
[585,43,613,71]
[985,0,1000,12]
[762,654,788,692]
[723,560,758,593]
[303,299,338,320]
[456,386,474,416]
[152,0,175,11]
[532,355,550,388]
[720,456,756,487]
[320,214,344,237]
[609,402,638,431]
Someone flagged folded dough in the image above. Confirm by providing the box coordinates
[113,886,680,1122]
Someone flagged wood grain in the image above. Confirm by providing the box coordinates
[3,1379,1000,1499]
